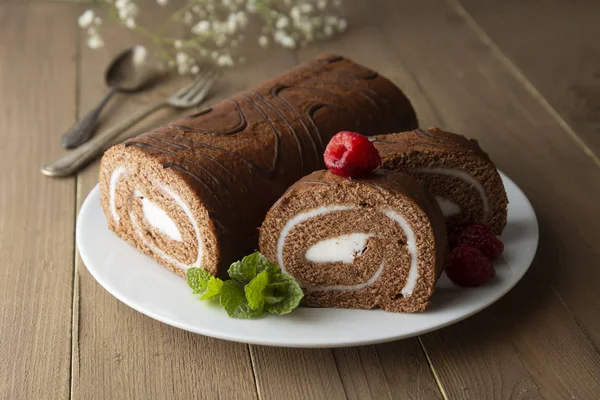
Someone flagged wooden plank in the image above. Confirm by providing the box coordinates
[250,346,346,400]
[0,2,77,398]
[299,0,600,398]
[455,0,600,160]
[70,4,290,399]
[328,0,600,397]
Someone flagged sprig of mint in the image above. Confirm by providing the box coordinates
[186,252,304,319]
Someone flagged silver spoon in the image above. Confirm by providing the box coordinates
[60,45,157,149]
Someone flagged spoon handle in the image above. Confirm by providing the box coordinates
[42,100,168,177]
[60,87,118,149]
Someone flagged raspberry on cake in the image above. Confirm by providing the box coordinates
[324,131,381,177]
[99,55,418,278]
[372,128,508,238]
[259,170,448,313]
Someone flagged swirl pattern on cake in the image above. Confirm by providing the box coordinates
[259,170,447,313]
[372,128,508,237]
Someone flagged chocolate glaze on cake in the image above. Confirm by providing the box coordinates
[372,128,508,238]
[99,55,418,278]
[259,170,447,313]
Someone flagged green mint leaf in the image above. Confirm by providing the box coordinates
[245,270,270,311]
[220,280,264,318]
[200,276,224,300]
[186,267,212,295]
[231,302,264,319]
[228,252,280,284]
[265,274,304,315]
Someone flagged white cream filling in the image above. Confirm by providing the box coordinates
[277,205,419,297]
[414,167,489,223]
[305,233,374,264]
[110,166,203,271]
[109,166,127,223]
[383,209,418,297]
[138,192,183,242]
[435,196,461,217]
[277,205,355,276]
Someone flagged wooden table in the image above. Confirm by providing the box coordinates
[2,1,600,398]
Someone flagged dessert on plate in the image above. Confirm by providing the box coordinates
[98,54,418,278]
[372,128,508,237]
[258,169,448,312]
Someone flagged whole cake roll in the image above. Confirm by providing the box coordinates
[99,54,418,278]
[372,128,508,237]
[259,170,447,313]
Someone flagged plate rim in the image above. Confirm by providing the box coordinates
[77,171,538,348]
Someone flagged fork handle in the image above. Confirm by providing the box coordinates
[42,100,168,177]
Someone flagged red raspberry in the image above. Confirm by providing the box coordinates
[324,131,381,178]
[457,223,504,260]
[446,244,495,287]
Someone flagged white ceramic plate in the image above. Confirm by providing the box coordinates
[77,172,538,348]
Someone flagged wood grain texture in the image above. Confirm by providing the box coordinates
[250,346,346,400]
[70,4,268,400]
[0,2,77,398]
[455,0,600,159]
[315,0,600,398]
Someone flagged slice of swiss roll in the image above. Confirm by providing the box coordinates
[259,169,447,313]
[372,128,508,237]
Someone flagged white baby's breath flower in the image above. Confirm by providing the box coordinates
[274,30,296,48]
[300,3,314,13]
[246,0,257,13]
[125,17,136,29]
[258,35,269,47]
[236,11,249,28]
[217,54,233,67]
[174,40,183,49]
[190,65,200,74]
[192,20,210,35]
[87,34,104,49]
[176,51,189,65]
[227,13,238,33]
[94,17,102,26]
[156,0,168,6]
[199,48,208,57]
[337,18,347,32]
[275,16,289,29]
[317,0,328,10]
[333,0,343,7]
[324,25,333,37]
[78,10,95,29]
[211,51,219,60]
[290,6,301,21]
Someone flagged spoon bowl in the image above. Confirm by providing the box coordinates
[106,45,158,92]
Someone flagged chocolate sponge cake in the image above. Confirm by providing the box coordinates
[99,55,418,278]
[373,128,508,238]
[259,170,447,313]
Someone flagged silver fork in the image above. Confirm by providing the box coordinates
[41,67,218,177]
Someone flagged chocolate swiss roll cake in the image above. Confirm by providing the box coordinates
[99,54,418,278]
[259,170,447,313]
[373,128,508,238]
